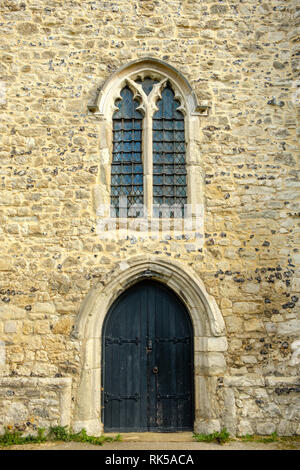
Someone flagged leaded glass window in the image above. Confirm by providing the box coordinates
[110,79,187,218]
[111,86,143,217]
[153,84,186,218]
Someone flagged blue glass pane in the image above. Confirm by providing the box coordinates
[174,154,185,164]
[133,164,143,173]
[123,165,132,174]
[153,120,163,130]
[166,197,175,205]
[123,153,132,162]
[165,154,174,163]
[112,153,122,163]
[163,120,174,130]
[133,153,142,162]
[163,142,174,152]
[164,130,174,141]
[123,186,131,196]
[111,164,119,173]
[165,175,174,185]
[153,142,163,152]
[123,131,133,141]
[153,175,163,185]
[174,108,184,120]
[174,131,185,141]
[113,87,143,120]
[175,175,186,185]
[153,130,163,141]
[123,141,133,152]
[113,131,123,141]
[111,175,121,185]
[165,186,174,196]
[134,130,142,140]
[153,186,163,196]
[136,77,159,95]
[174,165,186,174]
[111,186,119,196]
[175,186,186,196]
[174,120,184,130]
[133,174,143,184]
[113,121,122,130]
[174,142,185,152]
[123,174,132,185]
[123,120,133,130]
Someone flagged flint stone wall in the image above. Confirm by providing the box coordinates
[0,0,299,435]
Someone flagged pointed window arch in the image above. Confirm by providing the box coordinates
[89,59,208,222]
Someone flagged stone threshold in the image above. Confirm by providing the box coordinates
[104,432,194,442]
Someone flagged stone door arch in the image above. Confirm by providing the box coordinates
[72,255,227,435]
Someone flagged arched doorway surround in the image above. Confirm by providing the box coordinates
[72,255,227,435]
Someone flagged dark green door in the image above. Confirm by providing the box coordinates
[102,280,194,432]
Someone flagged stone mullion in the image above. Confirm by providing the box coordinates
[143,109,153,219]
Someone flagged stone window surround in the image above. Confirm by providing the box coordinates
[72,255,227,436]
[88,58,210,221]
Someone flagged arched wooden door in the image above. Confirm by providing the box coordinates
[102,280,194,432]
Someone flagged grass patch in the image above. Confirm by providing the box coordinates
[0,425,122,448]
[0,427,47,447]
[193,428,231,445]
[48,426,122,445]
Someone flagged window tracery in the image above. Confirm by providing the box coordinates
[110,77,187,218]
[88,59,208,227]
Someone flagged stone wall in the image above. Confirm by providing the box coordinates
[221,374,300,436]
[0,377,72,434]
[0,0,299,435]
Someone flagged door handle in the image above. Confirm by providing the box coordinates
[153,366,159,374]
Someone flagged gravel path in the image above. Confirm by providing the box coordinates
[2,433,299,451]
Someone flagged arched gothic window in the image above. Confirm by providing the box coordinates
[111,78,187,218]
[89,59,207,223]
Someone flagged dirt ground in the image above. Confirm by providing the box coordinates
[1,432,300,451]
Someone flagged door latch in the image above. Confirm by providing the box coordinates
[147,338,153,352]
[153,366,159,374]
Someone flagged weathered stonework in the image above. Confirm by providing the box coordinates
[0,377,72,434]
[0,0,299,436]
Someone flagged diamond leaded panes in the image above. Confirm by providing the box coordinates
[111,86,143,217]
[153,84,187,218]
[110,79,187,218]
